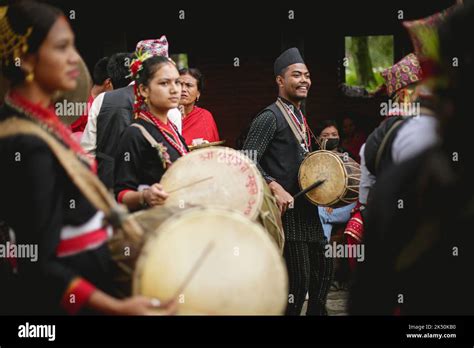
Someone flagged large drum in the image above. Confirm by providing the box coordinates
[133,207,288,315]
[159,146,284,253]
[108,205,186,297]
[298,150,361,208]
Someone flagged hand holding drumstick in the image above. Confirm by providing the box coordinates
[268,181,294,214]
[143,183,169,207]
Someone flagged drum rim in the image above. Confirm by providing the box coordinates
[160,146,265,220]
[298,150,350,206]
[188,140,226,151]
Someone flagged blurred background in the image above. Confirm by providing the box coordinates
[4,0,457,147]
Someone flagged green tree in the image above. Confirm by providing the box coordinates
[350,36,377,87]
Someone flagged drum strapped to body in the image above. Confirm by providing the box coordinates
[298,150,361,208]
[133,207,288,315]
[159,146,285,253]
[108,146,285,296]
[0,118,285,311]
[107,205,186,297]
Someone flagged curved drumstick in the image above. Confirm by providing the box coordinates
[172,240,216,299]
[166,176,214,194]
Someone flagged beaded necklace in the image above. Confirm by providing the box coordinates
[278,98,311,152]
[138,110,187,156]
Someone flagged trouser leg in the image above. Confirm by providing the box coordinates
[284,241,310,315]
[306,240,334,316]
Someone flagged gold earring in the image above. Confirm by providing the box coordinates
[25,71,34,83]
[144,97,149,105]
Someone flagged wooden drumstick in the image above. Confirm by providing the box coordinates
[166,176,214,194]
[293,179,326,200]
[172,240,216,299]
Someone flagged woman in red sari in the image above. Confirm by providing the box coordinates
[178,68,220,146]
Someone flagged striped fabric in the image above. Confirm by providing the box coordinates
[56,211,111,258]
[284,241,334,315]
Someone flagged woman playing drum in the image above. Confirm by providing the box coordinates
[114,54,188,212]
[0,0,174,315]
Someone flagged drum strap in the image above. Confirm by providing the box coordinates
[130,123,160,148]
[274,99,305,149]
[0,117,144,241]
[374,119,405,174]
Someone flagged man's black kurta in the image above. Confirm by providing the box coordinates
[242,100,324,242]
[242,99,333,315]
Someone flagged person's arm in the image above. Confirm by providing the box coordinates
[7,137,102,314]
[114,125,144,209]
[114,126,169,211]
[391,116,439,165]
[85,286,177,315]
[241,110,277,182]
[5,136,175,315]
[242,111,293,212]
[80,92,105,157]
[121,184,169,211]
[358,143,376,206]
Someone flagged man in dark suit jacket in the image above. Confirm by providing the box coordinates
[95,85,134,189]
[80,53,132,189]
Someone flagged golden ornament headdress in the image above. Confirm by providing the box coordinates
[0,6,33,67]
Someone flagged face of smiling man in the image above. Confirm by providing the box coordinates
[276,63,311,105]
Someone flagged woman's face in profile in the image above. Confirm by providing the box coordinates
[32,16,80,93]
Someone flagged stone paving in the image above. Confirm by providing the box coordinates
[301,283,349,316]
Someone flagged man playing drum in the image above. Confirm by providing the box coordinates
[242,48,333,315]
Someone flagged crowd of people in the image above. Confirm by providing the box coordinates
[0,0,472,316]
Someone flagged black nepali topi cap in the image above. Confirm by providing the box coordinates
[274,47,305,76]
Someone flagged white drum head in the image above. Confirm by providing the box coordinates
[160,147,264,220]
[133,207,288,315]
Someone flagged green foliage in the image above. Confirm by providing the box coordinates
[345,35,393,93]
[171,53,189,70]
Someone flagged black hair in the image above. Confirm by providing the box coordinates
[106,52,132,89]
[316,119,339,137]
[136,55,176,87]
[1,0,62,85]
[179,67,204,91]
[92,56,110,85]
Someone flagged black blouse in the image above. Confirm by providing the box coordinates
[0,105,115,315]
[114,118,188,205]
